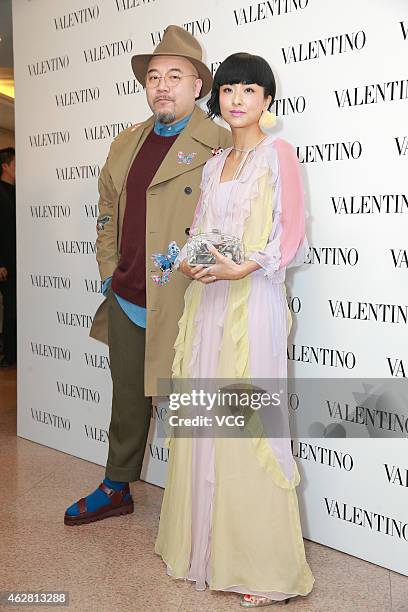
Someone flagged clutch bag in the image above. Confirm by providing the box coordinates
[187,229,244,266]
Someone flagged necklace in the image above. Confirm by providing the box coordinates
[231,134,267,181]
[232,134,267,153]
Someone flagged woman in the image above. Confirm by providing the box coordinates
[155,52,315,607]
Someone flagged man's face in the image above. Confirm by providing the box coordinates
[145,56,202,124]
[1,158,15,184]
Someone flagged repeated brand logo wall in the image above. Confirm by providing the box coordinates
[287,344,356,369]
[292,440,354,471]
[115,79,144,96]
[395,136,408,156]
[53,6,100,30]
[56,381,101,403]
[297,141,362,163]
[31,408,71,430]
[390,250,408,269]
[13,0,408,578]
[29,131,70,147]
[387,358,406,378]
[85,424,109,442]
[56,241,96,255]
[326,400,408,436]
[234,0,309,26]
[84,122,132,141]
[385,464,408,487]
[30,274,71,289]
[55,87,100,107]
[329,300,408,324]
[287,296,301,314]
[274,96,306,116]
[84,204,99,218]
[149,443,169,462]
[305,247,358,266]
[28,55,69,76]
[84,352,110,369]
[83,39,133,63]
[324,498,408,541]
[56,165,101,180]
[30,205,71,219]
[30,343,71,361]
[57,311,93,328]
[84,279,103,293]
[282,31,366,63]
[335,79,408,107]
[331,194,408,214]
[151,18,211,45]
[115,0,155,11]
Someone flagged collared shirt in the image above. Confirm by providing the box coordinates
[153,113,191,136]
[104,112,193,328]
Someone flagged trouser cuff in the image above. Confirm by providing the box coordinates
[105,462,142,483]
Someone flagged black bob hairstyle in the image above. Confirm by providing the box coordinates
[207,52,276,119]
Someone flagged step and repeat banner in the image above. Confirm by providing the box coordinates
[13,0,407,575]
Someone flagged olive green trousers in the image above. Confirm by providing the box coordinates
[105,291,152,482]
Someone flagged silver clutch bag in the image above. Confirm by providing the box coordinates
[187,229,245,267]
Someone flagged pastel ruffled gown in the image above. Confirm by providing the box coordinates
[155,136,315,600]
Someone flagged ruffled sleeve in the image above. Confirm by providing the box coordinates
[247,138,307,280]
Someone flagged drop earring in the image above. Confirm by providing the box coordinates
[259,109,276,129]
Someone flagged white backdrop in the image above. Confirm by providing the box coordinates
[13,0,408,575]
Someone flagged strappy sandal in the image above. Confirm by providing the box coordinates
[64,482,134,526]
[240,594,290,607]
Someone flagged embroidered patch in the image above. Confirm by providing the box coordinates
[96,215,111,231]
[211,147,224,156]
[177,151,197,165]
[151,241,180,286]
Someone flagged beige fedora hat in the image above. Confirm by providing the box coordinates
[131,24,213,98]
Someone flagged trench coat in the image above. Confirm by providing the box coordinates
[89,105,231,396]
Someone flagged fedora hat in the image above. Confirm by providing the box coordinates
[131,24,213,98]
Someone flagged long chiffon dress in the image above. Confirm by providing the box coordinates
[155,135,315,600]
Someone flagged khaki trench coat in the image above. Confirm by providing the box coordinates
[90,105,231,396]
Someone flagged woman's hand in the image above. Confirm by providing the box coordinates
[180,245,261,284]
[179,258,197,279]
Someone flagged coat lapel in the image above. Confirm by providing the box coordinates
[108,115,155,194]
[149,106,222,188]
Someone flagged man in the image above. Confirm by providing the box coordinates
[0,147,16,368]
[64,25,231,525]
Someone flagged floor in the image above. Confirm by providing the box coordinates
[1,367,407,612]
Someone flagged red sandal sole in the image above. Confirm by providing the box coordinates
[64,501,134,526]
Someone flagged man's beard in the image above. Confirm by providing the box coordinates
[155,111,176,124]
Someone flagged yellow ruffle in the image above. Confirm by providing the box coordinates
[172,282,203,378]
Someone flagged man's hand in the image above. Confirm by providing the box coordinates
[0,267,8,282]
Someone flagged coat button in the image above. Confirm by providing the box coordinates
[184,186,192,194]
[185,227,190,236]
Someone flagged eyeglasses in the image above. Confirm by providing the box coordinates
[146,71,199,89]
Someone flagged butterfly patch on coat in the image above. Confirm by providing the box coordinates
[177,151,197,165]
[151,241,181,286]
[96,215,111,231]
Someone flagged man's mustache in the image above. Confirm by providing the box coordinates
[154,97,174,103]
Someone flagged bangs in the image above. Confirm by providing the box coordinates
[207,52,276,118]
[214,53,270,88]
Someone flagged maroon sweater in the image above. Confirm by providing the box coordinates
[111,130,177,306]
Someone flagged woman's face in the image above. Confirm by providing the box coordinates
[218,82,271,129]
